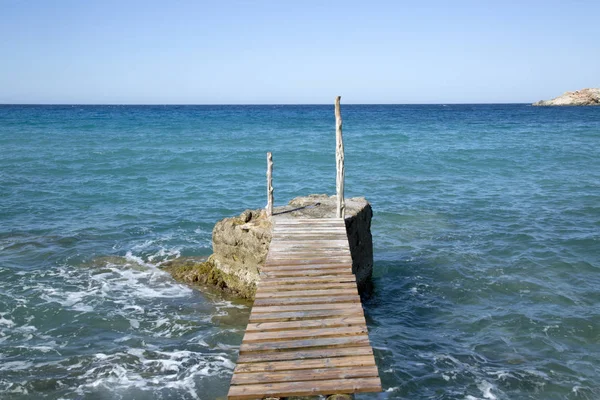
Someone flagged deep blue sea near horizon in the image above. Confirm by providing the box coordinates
[0,104,599,400]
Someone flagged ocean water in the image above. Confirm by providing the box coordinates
[0,104,599,400]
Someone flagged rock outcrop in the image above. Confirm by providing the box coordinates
[163,195,374,300]
[533,88,600,106]
[162,208,271,299]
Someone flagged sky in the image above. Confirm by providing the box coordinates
[0,0,599,104]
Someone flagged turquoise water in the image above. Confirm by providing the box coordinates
[0,104,599,399]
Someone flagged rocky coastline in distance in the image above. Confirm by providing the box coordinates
[533,88,600,106]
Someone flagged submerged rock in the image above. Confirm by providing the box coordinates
[163,194,374,300]
[533,88,600,106]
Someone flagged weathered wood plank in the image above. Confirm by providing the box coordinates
[248,308,364,323]
[231,365,379,385]
[263,260,354,268]
[272,234,348,238]
[257,282,358,292]
[253,295,358,307]
[266,252,351,258]
[259,276,356,286]
[239,334,370,352]
[272,229,347,234]
[264,261,353,269]
[243,325,367,343]
[259,264,352,274]
[255,288,358,299]
[270,239,348,244]
[260,263,353,271]
[234,354,376,373]
[252,302,362,314]
[228,377,381,400]
[260,269,353,279]
[272,227,346,230]
[245,316,365,332]
[264,257,352,264]
[236,346,374,364]
[267,245,348,250]
[273,218,345,223]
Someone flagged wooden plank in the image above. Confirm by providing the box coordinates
[266,249,350,254]
[270,239,348,245]
[267,249,350,255]
[274,220,345,223]
[272,227,346,231]
[263,262,353,270]
[260,267,353,275]
[243,325,367,343]
[260,269,353,278]
[258,282,357,292]
[274,223,345,226]
[255,288,358,299]
[245,316,365,332]
[260,263,353,271]
[266,253,351,259]
[239,334,370,352]
[236,346,374,364]
[267,249,350,254]
[274,219,344,222]
[272,234,348,239]
[272,229,347,234]
[259,276,356,286]
[260,268,353,276]
[228,377,381,400]
[251,303,362,314]
[231,365,379,385]
[234,354,376,373]
[265,258,352,264]
[248,308,364,323]
[253,295,358,307]
[267,252,351,258]
[264,258,352,266]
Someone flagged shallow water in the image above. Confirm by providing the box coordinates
[1,104,599,399]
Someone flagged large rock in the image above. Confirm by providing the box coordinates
[533,88,600,106]
[163,195,374,299]
[163,208,271,299]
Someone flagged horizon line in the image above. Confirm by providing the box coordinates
[0,102,531,106]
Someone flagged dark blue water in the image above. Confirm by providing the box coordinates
[1,104,599,399]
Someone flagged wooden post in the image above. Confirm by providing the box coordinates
[335,96,345,219]
[266,152,273,217]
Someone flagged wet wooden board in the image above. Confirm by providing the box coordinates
[228,218,381,400]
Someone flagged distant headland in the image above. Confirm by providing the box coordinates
[533,88,600,106]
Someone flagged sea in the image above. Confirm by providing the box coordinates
[0,104,598,400]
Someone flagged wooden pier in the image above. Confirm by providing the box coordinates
[227,217,381,399]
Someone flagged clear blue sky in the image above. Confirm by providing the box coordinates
[1,0,598,104]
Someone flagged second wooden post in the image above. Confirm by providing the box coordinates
[335,96,345,218]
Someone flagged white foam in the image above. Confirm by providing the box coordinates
[477,380,497,400]
[0,361,33,371]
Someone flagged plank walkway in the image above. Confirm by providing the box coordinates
[228,218,381,399]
